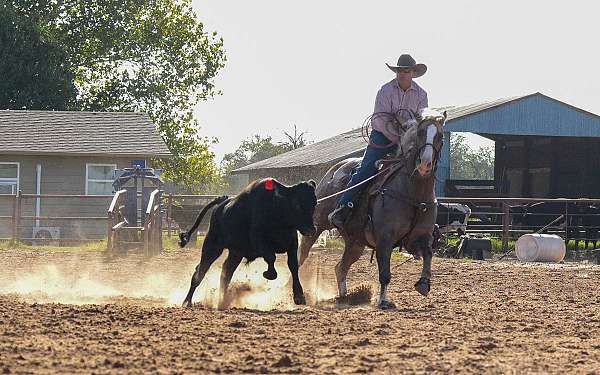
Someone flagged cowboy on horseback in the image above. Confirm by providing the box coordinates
[328,54,429,229]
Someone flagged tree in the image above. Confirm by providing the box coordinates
[281,124,308,151]
[0,3,76,109]
[450,134,495,180]
[9,0,226,190]
[221,135,287,175]
[221,125,312,176]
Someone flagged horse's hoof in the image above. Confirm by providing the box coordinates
[263,270,277,280]
[377,300,396,310]
[414,278,430,296]
[293,293,306,305]
[182,300,192,308]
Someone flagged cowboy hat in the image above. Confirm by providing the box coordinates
[386,54,427,78]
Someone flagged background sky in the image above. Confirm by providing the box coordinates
[191,0,599,163]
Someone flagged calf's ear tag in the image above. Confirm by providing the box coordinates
[265,179,274,191]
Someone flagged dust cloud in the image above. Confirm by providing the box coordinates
[0,250,337,310]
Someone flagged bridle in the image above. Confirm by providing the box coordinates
[402,119,444,175]
[415,129,444,173]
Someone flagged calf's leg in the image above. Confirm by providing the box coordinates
[218,250,243,308]
[263,251,278,280]
[250,229,277,280]
[287,246,305,305]
[182,234,224,307]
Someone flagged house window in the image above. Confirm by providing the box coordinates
[0,162,19,194]
[86,164,117,195]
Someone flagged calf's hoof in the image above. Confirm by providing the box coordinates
[377,300,396,310]
[263,269,278,280]
[293,293,306,305]
[414,278,431,296]
[178,233,189,248]
[182,299,192,308]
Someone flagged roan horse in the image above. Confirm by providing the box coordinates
[298,109,446,309]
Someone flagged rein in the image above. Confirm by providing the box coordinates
[315,164,394,204]
[376,187,437,212]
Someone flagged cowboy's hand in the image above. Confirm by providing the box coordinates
[406,119,418,128]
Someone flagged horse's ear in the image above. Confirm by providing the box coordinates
[308,179,316,188]
[443,110,447,120]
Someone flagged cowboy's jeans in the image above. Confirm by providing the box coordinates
[338,130,397,206]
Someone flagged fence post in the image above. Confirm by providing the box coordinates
[11,192,18,242]
[501,202,510,253]
[565,202,571,259]
[12,190,22,243]
[143,215,150,256]
[167,194,173,238]
[158,207,163,252]
[107,212,113,251]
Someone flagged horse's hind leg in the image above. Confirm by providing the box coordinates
[182,233,225,307]
[298,227,325,267]
[334,242,364,297]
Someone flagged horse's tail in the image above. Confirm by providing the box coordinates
[179,195,228,248]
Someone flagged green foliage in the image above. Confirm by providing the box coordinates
[391,251,411,263]
[0,2,76,109]
[221,126,311,175]
[0,240,106,251]
[6,0,226,189]
[221,135,287,175]
[450,134,495,180]
[324,237,345,249]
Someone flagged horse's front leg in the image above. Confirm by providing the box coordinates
[411,234,433,296]
[375,235,397,309]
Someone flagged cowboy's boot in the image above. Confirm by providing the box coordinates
[328,202,353,230]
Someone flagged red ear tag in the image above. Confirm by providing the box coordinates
[265,179,274,191]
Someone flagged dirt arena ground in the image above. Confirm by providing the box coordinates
[1,246,600,374]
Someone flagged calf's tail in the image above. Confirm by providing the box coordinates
[179,195,228,247]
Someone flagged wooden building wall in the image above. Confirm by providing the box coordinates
[0,154,151,241]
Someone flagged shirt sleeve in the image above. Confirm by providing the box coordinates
[418,91,429,111]
[372,88,392,130]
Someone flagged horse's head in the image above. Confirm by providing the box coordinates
[398,108,446,177]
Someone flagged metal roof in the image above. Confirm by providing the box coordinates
[443,93,600,136]
[442,94,531,121]
[233,92,600,172]
[0,110,171,157]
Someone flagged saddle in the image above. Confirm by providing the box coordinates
[336,156,406,246]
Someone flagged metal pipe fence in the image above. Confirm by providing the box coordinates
[2,192,600,257]
[0,192,220,246]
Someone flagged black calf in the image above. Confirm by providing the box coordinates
[180,178,317,308]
